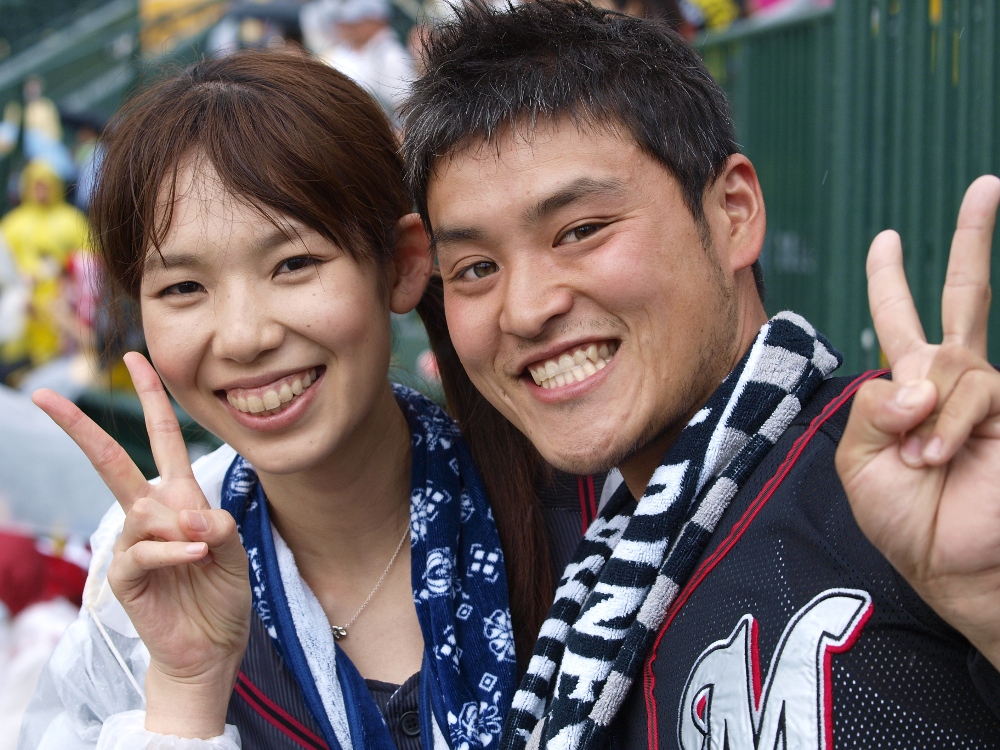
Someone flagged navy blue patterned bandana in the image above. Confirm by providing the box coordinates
[222,384,517,750]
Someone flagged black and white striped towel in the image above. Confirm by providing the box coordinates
[501,312,841,750]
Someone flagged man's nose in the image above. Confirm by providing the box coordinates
[210,286,284,363]
[498,258,573,340]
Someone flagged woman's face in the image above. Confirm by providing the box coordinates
[138,161,396,475]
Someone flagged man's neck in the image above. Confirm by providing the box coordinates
[619,426,685,500]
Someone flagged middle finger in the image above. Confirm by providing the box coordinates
[941,175,1000,355]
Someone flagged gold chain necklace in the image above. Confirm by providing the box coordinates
[330,524,410,641]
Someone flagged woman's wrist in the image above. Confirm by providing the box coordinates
[144,662,240,739]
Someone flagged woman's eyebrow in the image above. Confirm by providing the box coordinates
[146,250,203,270]
[147,227,296,270]
[247,226,296,256]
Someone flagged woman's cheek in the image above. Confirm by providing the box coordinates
[143,308,207,400]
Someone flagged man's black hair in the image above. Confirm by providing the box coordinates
[402,0,765,300]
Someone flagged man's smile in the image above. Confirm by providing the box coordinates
[525,341,619,389]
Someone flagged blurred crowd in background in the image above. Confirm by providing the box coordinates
[0,0,841,396]
[0,0,835,744]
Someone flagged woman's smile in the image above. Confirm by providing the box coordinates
[218,366,325,431]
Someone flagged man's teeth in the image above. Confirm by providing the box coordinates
[226,368,317,415]
[529,343,618,389]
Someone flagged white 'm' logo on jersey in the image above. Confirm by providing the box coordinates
[678,588,872,750]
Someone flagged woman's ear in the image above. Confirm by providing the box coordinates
[389,213,433,314]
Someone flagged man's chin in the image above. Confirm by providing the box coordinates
[533,437,628,477]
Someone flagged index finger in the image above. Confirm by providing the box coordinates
[32,388,149,513]
[867,229,927,369]
[941,175,1000,355]
[123,352,194,482]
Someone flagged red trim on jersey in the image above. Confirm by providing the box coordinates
[234,671,329,749]
[588,474,597,518]
[642,370,886,750]
[579,475,599,533]
[822,601,873,749]
[750,617,762,713]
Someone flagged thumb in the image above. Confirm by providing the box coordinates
[837,378,938,482]
[179,509,247,575]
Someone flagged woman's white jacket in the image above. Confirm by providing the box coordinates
[18,445,243,750]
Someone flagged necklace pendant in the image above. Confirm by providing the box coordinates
[331,625,348,641]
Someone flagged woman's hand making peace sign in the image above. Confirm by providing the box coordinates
[836,175,1000,671]
[33,352,251,739]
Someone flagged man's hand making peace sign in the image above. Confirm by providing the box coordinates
[837,175,1000,671]
[33,352,251,739]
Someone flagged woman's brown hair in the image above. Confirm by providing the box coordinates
[91,50,552,670]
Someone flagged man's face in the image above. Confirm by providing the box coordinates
[426,120,751,476]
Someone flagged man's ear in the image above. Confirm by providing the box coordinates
[389,213,433,314]
[708,154,766,273]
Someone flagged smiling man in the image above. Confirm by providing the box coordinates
[402,2,1000,748]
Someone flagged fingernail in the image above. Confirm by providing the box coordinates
[185,543,205,556]
[194,552,214,568]
[186,511,208,532]
[901,435,922,460]
[896,382,926,409]
[924,436,943,461]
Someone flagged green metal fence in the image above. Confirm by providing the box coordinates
[0,0,111,59]
[699,0,1000,373]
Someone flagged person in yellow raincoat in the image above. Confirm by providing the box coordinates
[0,160,89,379]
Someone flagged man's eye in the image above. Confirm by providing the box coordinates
[561,224,602,244]
[460,261,498,280]
[278,256,319,274]
[161,281,204,296]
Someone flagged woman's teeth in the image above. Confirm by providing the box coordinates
[226,368,317,416]
[529,342,618,390]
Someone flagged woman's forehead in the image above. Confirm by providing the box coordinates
[146,167,308,273]
[154,158,296,241]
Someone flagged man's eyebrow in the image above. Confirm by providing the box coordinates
[524,177,628,224]
[432,178,627,251]
[432,225,489,250]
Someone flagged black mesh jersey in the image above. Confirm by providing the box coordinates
[610,374,1000,750]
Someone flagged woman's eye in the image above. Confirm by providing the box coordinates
[561,224,602,244]
[459,261,498,280]
[161,280,204,296]
[278,256,320,274]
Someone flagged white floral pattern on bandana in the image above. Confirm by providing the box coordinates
[412,487,449,541]
[468,544,503,583]
[424,548,456,597]
[484,609,516,663]
[448,694,505,750]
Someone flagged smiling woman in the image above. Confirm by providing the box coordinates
[18,51,552,750]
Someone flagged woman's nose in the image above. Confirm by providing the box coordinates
[210,287,284,363]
